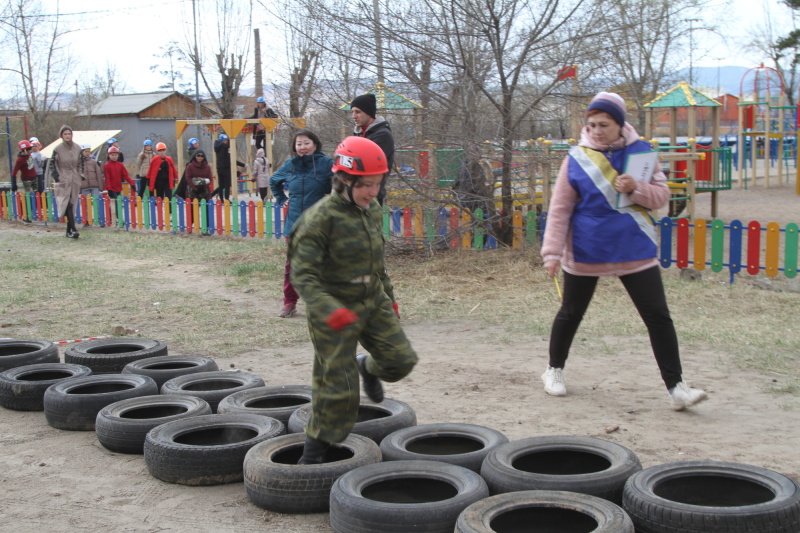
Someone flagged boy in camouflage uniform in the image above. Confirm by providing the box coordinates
[288,136,418,464]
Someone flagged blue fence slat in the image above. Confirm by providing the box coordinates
[729,220,743,278]
[659,216,673,268]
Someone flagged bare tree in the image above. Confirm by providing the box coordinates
[746,0,800,105]
[150,41,193,94]
[0,0,72,127]
[178,0,254,118]
[75,64,129,117]
[591,0,708,131]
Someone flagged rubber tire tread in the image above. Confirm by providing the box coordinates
[160,370,265,412]
[43,374,159,430]
[0,363,92,411]
[379,423,508,472]
[480,435,642,504]
[95,395,212,454]
[622,460,800,532]
[122,354,219,388]
[288,397,416,443]
[216,384,312,425]
[329,459,490,533]
[455,490,635,532]
[144,413,285,485]
[0,339,59,372]
[64,338,168,374]
[243,433,381,514]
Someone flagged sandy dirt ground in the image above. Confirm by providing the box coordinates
[1,179,798,532]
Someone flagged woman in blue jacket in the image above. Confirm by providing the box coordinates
[270,129,334,318]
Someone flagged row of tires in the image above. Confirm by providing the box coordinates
[3,339,800,531]
[0,337,169,374]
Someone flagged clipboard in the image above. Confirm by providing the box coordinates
[616,151,658,208]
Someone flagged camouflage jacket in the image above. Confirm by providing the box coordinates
[288,192,395,318]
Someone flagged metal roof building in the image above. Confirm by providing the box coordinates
[77,92,216,162]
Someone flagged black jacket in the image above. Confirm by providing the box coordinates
[355,117,395,172]
[249,106,278,120]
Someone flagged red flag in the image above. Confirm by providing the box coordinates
[557,65,577,80]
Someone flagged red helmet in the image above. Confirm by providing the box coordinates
[156,142,167,151]
[18,140,32,151]
[108,146,120,154]
[331,136,388,176]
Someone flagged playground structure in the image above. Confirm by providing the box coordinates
[174,117,306,200]
[643,82,733,221]
[736,65,799,193]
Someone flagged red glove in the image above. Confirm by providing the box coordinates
[326,308,358,331]
[392,302,400,318]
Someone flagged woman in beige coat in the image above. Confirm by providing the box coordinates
[51,125,84,239]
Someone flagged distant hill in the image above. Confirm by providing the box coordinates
[674,66,772,96]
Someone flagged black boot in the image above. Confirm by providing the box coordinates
[298,436,330,465]
[357,354,384,403]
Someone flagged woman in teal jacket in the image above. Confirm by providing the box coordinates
[270,129,334,318]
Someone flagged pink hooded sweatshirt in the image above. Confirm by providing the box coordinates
[540,122,670,277]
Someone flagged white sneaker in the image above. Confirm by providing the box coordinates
[669,382,708,411]
[542,366,567,396]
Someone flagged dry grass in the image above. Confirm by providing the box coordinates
[2,221,798,392]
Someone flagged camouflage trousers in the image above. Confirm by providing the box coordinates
[21,178,37,193]
[305,289,417,444]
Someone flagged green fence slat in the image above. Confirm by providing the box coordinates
[171,198,179,233]
[473,208,485,249]
[711,219,725,272]
[526,211,537,244]
[785,223,798,278]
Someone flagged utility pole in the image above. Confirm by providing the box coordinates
[192,0,201,138]
[254,29,263,97]
[687,18,701,86]
[373,0,384,84]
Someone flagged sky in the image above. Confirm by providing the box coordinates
[22,0,799,97]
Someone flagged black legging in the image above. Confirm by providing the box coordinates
[64,202,77,234]
[548,266,683,389]
[154,177,172,199]
[254,131,266,151]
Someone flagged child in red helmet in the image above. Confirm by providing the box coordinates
[146,142,178,198]
[104,146,136,199]
[288,136,418,465]
[12,140,37,222]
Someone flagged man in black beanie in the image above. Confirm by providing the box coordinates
[350,93,395,205]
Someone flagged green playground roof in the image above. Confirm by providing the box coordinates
[644,82,721,108]
[341,82,424,111]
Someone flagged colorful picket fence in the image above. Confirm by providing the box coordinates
[2,192,797,283]
[0,192,544,248]
[658,217,799,283]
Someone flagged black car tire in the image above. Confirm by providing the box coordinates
[456,490,635,532]
[480,436,641,504]
[65,338,168,374]
[244,433,382,514]
[380,423,508,473]
[44,374,159,430]
[144,413,285,485]
[96,395,212,454]
[160,370,265,412]
[622,460,800,532]
[288,398,416,444]
[122,355,218,388]
[0,339,59,372]
[329,460,490,533]
[217,384,312,425]
[0,363,91,411]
